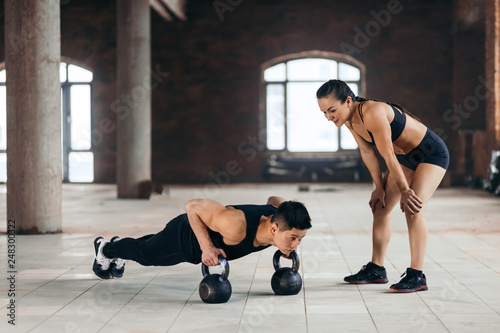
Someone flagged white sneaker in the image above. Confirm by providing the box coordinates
[92,237,111,279]
[109,236,125,278]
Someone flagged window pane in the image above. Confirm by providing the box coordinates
[60,62,67,82]
[69,152,94,182]
[287,59,337,81]
[340,126,358,149]
[339,63,360,81]
[70,85,91,150]
[68,64,93,82]
[264,63,286,82]
[0,87,6,149]
[0,70,6,83]
[347,83,359,96]
[266,84,285,150]
[287,82,338,152]
[0,153,6,182]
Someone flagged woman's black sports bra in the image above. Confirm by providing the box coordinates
[353,100,406,146]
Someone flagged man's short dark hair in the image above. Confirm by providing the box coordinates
[271,201,312,231]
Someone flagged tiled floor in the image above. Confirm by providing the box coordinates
[0,183,499,332]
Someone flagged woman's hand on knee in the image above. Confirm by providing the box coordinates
[400,189,422,215]
[369,187,386,213]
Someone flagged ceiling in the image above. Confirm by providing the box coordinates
[150,0,187,21]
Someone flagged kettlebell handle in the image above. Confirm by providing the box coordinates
[201,255,229,280]
[273,250,300,273]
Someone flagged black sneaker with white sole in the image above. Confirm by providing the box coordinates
[390,267,428,293]
[92,237,112,279]
[344,262,389,284]
[109,236,125,278]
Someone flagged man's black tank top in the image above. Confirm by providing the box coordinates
[207,204,276,261]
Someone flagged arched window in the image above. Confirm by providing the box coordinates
[0,61,94,183]
[263,55,363,153]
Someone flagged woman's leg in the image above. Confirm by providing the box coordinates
[371,168,413,267]
[405,163,446,270]
[344,168,413,284]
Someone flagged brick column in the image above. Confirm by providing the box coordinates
[485,0,500,149]
[116,0,151,198]
[5,0,62,233]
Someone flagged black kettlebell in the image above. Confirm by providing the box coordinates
[271,250,302,295]
[199,256,232,303]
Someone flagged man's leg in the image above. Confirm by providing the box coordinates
[92,215,191,279]
[102,231,185,267]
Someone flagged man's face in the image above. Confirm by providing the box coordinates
[272,224,307,256]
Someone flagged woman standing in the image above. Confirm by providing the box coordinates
[316,79,449,292]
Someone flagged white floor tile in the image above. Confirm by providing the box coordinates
[0,184,498,332]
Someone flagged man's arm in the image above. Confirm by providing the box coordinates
[185,199,245,266]
[266,196,286,208]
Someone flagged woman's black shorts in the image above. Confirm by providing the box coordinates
[396,128,449,171]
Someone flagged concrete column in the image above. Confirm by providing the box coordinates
[116,0,152,198]
[5,0,62,233]
[485,0,500,149]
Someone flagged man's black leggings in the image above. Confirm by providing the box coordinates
[102,214,202,266]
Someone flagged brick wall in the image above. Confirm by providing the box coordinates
[150,0,455,183]
[1,0,463,184]
[485,0,500,149]
[454,0,485,26]
[449,0,487,184]
[1,1,118,183]
[60,1,118,183]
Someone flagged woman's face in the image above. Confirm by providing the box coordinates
[318,95,352,128]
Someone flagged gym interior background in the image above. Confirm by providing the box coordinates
[0,0,499,230]
[1,1,500,332]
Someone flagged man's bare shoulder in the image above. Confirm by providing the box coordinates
[218,207,247,245]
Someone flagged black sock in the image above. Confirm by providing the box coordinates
[102,243,112,259]
[409,267,423,275]
[369,262,385,270]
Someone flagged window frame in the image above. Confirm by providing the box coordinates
[0,60,94,183]
[260,51,366,158]
[60,62,94,183]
